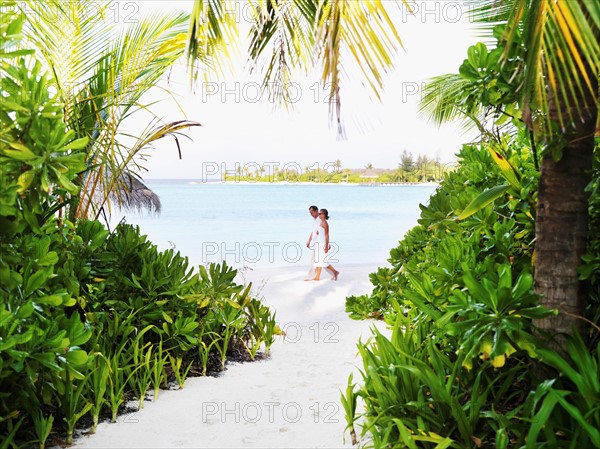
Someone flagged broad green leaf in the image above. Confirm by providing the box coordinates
[4,142,37,161]
[0,331,34,351]
[489,147,522,190]
[53,169,79,194]
[512,271,533,298]
[0,100,29,113]
[16,302,34,318]
[26,268,50,294]
[38,251,59,266]
[17,170,35,193]
[65,349,88,366]
[65,314,92,346]
[35,295,64,306]
[60,137,89,151]
[456,184,511,220]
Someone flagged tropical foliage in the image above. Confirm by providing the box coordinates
[424,0,599,338]
[344,139,600,447]
[16,0,200,221]
[343,2,600,444]
[187,0,406,136]
[1,7,278,447]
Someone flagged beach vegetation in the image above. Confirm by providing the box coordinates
[345,138,600,448]
[16,0,200,221]
[344,1,600,444]
[0,8,278,447]
[420,0,598,342]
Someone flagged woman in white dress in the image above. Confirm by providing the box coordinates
[310,209,340,281]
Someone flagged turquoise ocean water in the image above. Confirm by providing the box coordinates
[110,181,437,270]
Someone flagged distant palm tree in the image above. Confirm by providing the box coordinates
[365,163,374,170]
[21,1,200,221]
[334,159,342,173]
[343,168,350,183]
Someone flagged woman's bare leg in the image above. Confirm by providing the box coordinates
[327,265,339,280]
[312,267,323,281]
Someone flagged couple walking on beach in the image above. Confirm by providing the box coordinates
[305,205,340,281]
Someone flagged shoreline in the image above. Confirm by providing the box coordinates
[146,179,440,187]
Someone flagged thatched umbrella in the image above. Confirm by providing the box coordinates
[111,171,161,213]
[78,120,201,221]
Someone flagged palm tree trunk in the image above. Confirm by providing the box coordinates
[534,82,598,344]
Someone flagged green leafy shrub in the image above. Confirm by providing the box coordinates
[344,136,600,447]
[0,11,279,447]
[347,139,538,322]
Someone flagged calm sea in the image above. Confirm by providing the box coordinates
[109,181,437,270]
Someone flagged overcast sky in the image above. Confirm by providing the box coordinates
[118,1,481,179]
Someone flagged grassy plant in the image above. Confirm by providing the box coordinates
[33,411,53,449]
[340,374,358,445]
[0,416,24,449]
[106,353,135,423]
[132,342,154,409]
[220,301,247,369]
[241,299,264,359]
[241,336,262,360]
[521,334,600,448]
[88,353,109,433]
[62,372,93,444]
[151,340,167,400]
[168,354,193,389]
[197,333,220,376]
[253,301,280,356]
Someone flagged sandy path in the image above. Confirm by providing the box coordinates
[73,263,382,448]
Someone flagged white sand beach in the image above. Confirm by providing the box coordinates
[73,263,386,449]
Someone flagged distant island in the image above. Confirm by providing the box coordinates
[223,156,455,184]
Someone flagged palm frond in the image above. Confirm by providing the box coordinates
[419,73,481,128]
[247,0,315,107]
[55,10,193,219]
[81,120,201,219]
[467,0,600,136]
[186,0,238,80]
[186,0,406,137]
[21,1,112,96]
[109,171,162,214]
[419,71,521,140]
[315,0,405,136]
[81,12,189,128]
